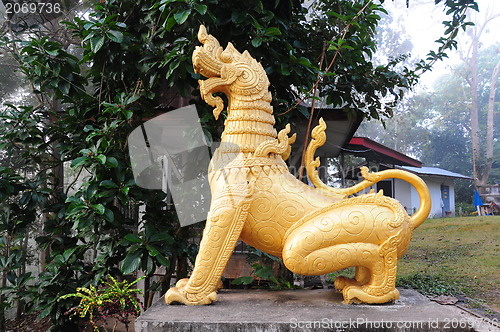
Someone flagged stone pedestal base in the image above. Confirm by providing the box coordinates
[135,288,488,332]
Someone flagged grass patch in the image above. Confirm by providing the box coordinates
[398,216,500,310]
[396,273,461,296]
[324,217,499,311]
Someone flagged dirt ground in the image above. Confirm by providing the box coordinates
[5,313,50,332]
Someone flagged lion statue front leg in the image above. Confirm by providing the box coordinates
[165,181,251,305]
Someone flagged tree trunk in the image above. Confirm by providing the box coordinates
[16,233,29,320]
[464,10,500,188]
[468,31,481,187]
[0,235,12,330]
[481,60,500,186]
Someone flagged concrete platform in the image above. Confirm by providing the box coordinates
[135,288,500,332]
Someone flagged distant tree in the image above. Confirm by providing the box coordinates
[358,42,499,202]
[458,7,500,187]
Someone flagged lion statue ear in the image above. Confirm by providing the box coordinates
[221,43,238,63]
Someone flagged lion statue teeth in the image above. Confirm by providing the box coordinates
[164,25,431,305]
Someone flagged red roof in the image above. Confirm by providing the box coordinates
[347,137,422,168]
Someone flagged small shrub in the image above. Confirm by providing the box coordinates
[231,248,297,290]
[455,202,476,216]
[59,275,143,331]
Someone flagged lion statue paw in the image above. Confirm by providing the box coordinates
[164,278,222,305]
[342,285,400,304]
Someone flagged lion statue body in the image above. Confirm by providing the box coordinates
[164,26,431,305]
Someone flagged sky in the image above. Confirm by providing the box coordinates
[383,0,499,90]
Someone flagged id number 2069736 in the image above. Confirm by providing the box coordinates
[5,2,62,14]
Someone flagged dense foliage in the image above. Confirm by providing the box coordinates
[0,0,479,329]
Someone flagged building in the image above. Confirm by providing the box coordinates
[341,137,473,218]
[289,113,472,217]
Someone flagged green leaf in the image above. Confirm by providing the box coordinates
[96,154,106,164]
[174,9,191,25]
[280,63,290,76]
[45,49,59,56]
[103,208,114,223]
[146,244,159,257]
[19,191,31,206]
[7,271,17,285]
[107,30,124,43]
[167,60,180,77]
[231,11,245,24]
[125,94,140,105]
[62,247,78,261]
[194,4,207,15]
[92,204,105,215]
[100,180,118,189]
[90,36,105,53]
[251,37,262,48]
[71,156,87,168]
[264,27,281,36]
[57,81,69,95]
[144,255,155,275]
[39,303,54,319]
[107,157,119,168]
[150,232,174,244]
[232,276,254,285]
[165,17,176,31]
[122,109,133,120]
[155,254,170,268]
[121,250,142,274]
[296,57,311,67]
[124,233,142,243]
[252,263,274,280]
[121,186,130,195]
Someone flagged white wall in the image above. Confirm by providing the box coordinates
[394,179,413,214]
[399,176,455,218]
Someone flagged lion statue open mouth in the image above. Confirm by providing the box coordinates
[164,25,431,305]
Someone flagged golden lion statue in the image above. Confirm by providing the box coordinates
[165,26,431,305]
